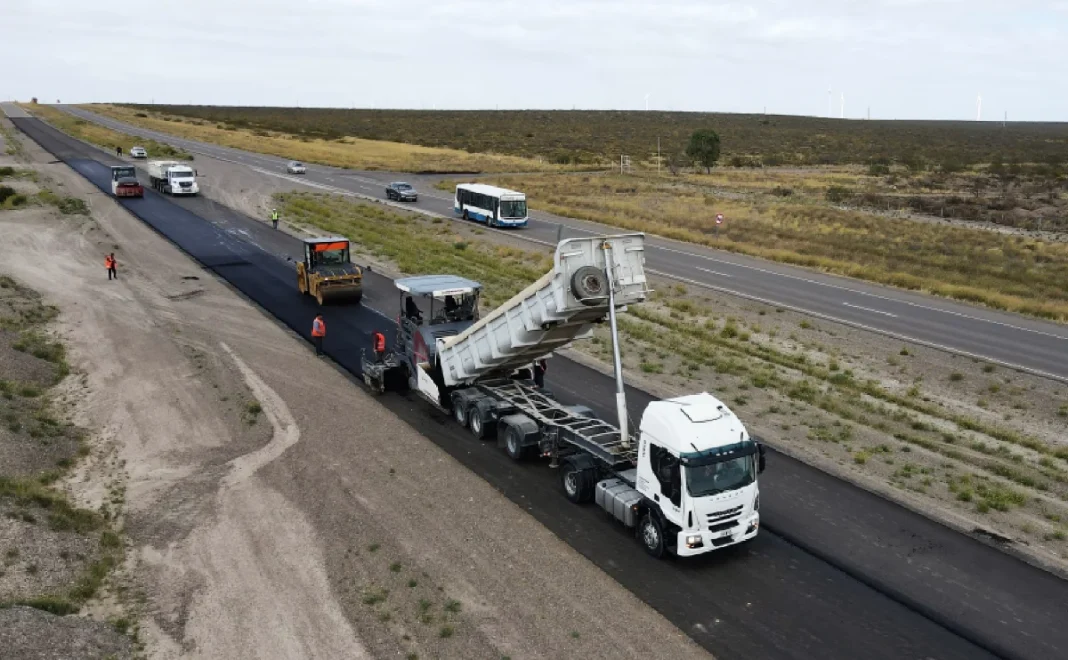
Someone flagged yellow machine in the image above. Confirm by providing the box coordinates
[296,237,363,305]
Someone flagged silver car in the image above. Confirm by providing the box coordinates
[286,161,306,174]
[130,146,147,159]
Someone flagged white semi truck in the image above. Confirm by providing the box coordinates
[364,233,765,558]
[146,160,198,196]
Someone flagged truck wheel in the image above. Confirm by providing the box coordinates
[561,461,594,504]
[504,426,526,461]
[639,514,666,559]
[453,403,468,428]
[469,407,486,439]
[571,266,608,306]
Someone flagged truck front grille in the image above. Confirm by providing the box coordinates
[706,505,743,533]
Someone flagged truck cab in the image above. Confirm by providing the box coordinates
[147,160,199,195]
[631,393,764,557]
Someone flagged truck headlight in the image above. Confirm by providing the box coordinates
[685,534,703,548]
[754,493,760,512]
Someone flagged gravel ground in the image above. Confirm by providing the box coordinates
[0,118,711,658]
[0,507,98,603]
[0,605,134,660]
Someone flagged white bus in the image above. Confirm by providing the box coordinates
[453,183,528,228]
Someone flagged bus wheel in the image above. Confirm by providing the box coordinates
[462,210,469,221]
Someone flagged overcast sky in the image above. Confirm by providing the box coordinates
[3,0,1066,121]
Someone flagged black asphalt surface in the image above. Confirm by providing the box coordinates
[54,105,1068,383]
[10,111,1068,660]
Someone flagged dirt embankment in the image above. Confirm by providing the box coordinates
[0,120,134,659]
[1,119,710,658]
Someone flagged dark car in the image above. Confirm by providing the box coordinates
[386,182,418,202]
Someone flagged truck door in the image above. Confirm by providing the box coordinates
[646,443,684,525]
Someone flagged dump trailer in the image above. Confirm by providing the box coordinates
[147,160,199,195]
[367,234,765,558]
[109,165,143,198]
[296,237,363,305]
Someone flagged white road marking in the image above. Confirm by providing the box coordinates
[842,302,897,318]
[695,266,733,278]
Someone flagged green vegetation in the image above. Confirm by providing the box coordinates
[121,104,1068,167]
[0,276,123,616]
[274,193,550,309]
[686,129,721,173]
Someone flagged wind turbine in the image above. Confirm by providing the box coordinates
[976,94,982,121]
[645,93,649,111]
[840,92,845,119]
[827,88,832,117]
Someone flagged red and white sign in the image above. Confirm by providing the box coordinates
[715,214,724,225]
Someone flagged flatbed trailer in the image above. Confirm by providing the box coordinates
[369,233,766,558]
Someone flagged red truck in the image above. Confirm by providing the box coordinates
[110,165,144,198]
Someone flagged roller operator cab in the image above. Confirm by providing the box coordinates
[628,393,764,557]
[296,237,364,305]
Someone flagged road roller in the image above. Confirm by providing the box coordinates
[296,237,363,305]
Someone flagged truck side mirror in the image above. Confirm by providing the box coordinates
[757,443,766,474]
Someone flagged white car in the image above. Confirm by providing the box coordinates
[286,161,306,174]
[130,146,147,159]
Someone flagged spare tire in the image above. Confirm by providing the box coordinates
[570,266,608,307]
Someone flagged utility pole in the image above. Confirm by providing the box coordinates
[657,137,661,175]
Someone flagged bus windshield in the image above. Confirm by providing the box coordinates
[500,199,527,218]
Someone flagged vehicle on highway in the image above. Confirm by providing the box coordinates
[109,165,143,198]
[454,183,527,228]
[385,181,418,202]
[147,160,199,195]
[286,161,306,174]
[364,233,764,558]
[295,237,363,305]
[130,146,147,159]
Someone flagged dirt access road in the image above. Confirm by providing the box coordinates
[0,118,707,659]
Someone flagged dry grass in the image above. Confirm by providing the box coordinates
[86,104,571,174]
[23,104,192,161]
[470,172,1068,320]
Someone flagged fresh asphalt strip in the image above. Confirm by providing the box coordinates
[11,115,1068,660]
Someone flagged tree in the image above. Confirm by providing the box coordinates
[686,129,721,174]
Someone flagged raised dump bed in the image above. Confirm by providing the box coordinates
[436,233,649,387]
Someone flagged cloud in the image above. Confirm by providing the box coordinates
[0,0,1064,120]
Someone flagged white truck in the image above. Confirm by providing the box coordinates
[147,160,198,195]
[364,233,765,558]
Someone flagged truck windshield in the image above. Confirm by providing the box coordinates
[169,170,193,179]
[112,167,135,179]
[500,199,527,218]
[685,456,756,497]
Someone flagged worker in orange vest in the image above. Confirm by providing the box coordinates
[372,330,387,363]
[104,253,117,280]
[311,314,326,356]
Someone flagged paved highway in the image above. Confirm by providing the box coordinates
[52,104,1068,383]
[8,106,1068,660]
